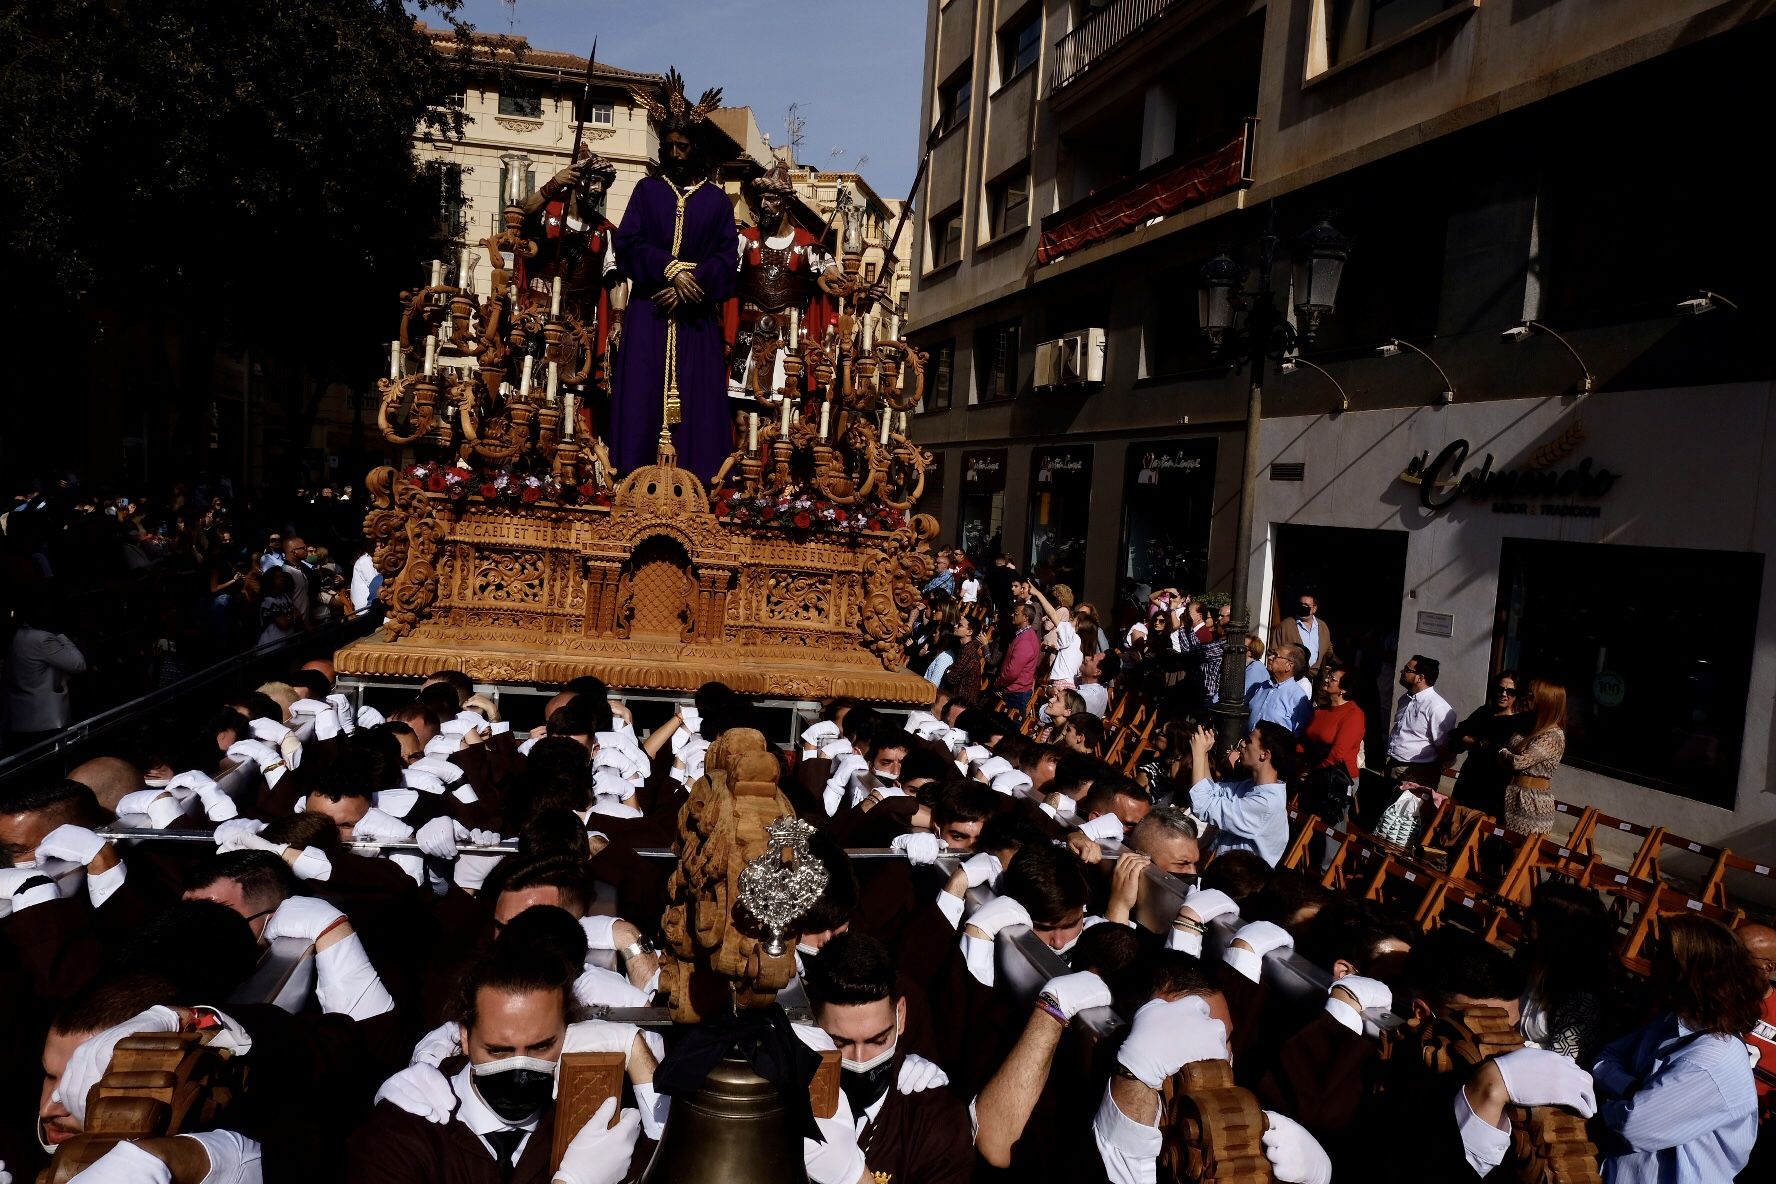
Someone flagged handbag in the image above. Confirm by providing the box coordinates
[1375,787,1427,847]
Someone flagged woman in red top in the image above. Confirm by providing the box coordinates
[1301,660,1365,781]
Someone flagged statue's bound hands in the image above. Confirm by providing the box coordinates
[671,270,704,304]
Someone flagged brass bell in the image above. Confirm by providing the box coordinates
[636,1053,809,1183]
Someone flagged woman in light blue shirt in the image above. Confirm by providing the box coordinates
[1592,915,1761,1183]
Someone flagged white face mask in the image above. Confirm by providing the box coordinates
[842,1038,896,1075]
[1054,932,1082,956]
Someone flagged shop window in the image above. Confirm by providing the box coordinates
[959,449,1008,561]
[922,341,954,412]
[1493,538,1763,808]
[1028,446,1092,593]
[498,84,543,119]
[1120,440,1216,597]
[975,320,1021,402]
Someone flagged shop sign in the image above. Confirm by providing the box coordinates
[962,450,1006,491]
[1399,422,1621,514]
[1034,446,1091,486]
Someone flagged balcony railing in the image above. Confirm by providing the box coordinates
[1050,0,1187,93]
[1035,117,1256,266]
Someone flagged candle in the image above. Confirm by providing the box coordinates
[546,360,560,403]
[430,259,443,288]
[388,340,401,381]
[888,314,899,341]
[862,315,874,352]
[458,247,472,290]
[818,400,831,438]
[550,277,563,316]
[780,396,793,435]
[747,412,759,453]
[564,393,576,438]
[788,308,799,344]
[519,354,534,398]
[899,411,909,435]
[423,334,437,375]
[879,409,890,445]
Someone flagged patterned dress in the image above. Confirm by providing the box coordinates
[1502,726,1566,834]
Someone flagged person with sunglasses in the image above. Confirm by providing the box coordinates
[1450,670,1525,818]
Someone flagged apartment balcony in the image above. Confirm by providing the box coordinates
[1036,117,1255,266]
[1050,0,1194,94]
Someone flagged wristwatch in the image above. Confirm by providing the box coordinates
[618,938,656,964]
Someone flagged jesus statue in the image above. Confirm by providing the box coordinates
[611,69,740,482]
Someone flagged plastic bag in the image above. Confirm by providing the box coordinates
[1375,787,1426,847]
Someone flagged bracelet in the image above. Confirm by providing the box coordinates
[618,939,655,963]
[1171,917,1205,933]
[1035,995,1069,1026]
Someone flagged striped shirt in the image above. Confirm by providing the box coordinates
[1592,1013,1756,1183]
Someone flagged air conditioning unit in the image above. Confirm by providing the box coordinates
[1034,328,1107,389]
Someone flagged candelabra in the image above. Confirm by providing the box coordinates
[377,155,610,494]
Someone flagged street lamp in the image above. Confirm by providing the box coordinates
[1197,206,1349,755]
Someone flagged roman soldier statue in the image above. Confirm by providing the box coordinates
[516,148,622,390]
[725,161,842,402]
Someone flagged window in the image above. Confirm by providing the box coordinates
[1143,266,1218,378]
[1318,0,1465,70]
[1493,538,1763,808]
[1028,446,1093,593]
[864,261,879,283]
[986,168,1030,240]
[929,208,963,269]
[422,161,466,241]
[922,341,954,412]
[498,83,542,119]
[1121,440,1216,595]
[579,100,614,126]
[999,9,1042,83]
[959,449,1008,561]
[939,68,973,135]
[974,320,1020,402]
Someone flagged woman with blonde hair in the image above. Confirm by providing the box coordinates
[1499,677,1567,834]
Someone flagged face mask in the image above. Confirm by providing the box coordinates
[796,941,821,960]
[840,1040,896,1114]
[1296,604,1313,619]
[471,1055,559,1123]
[1054,932,1081,956]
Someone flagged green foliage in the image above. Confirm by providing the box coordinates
[0,0,472,367]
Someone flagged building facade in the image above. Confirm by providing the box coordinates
[905,0,1776,850]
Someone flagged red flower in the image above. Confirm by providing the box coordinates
[833,508,848,522]
[521,486,542,504]
[868,518,884,530]
[594,492,612,507]
[479,483,499,499]
[425,473,447,493]
[578,482,598,498]
[793,512,813,530]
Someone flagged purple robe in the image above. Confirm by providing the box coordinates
[612,175,740,482]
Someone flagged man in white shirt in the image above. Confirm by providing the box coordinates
[3,608,88,749]
[1386,654,1457,788]
[1186,720,1292,865]
[349,549,381,618]
[1075,651,1110,717]
[1030,585,1082,688]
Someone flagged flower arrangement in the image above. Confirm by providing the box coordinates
[711,486,906,536]
[404,462,612,509]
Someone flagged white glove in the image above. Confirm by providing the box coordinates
[0,867,60,912]
[409,755,464,784]
[1040,970,1113,1020]
[574,965,652,1009]
[213,818,268,848]
[116,789,191,829]
[356,705,387,729]
[896,1052,949,1094]
[1077,812,1126,843]
[351,807,414,842]
[1182,886,1240,925]
[34,824,106,867]
[453,845,506,893]
[554,1097,642,1184]
[227,738,286,785]
[410,1020,463,1067]
[964,893,1032,938]
[801,720,841,749]
[178,1131,260,1184]
[374,1063,457,1124]
[415,816,498,860]
[564,1019,644,1061]
[56,1005,182,1124]
[1492,1047,1597,1117]
[401,769,447,796]
[991,770,1034,797]
[1262,1110,1333,1184]
[1332,974,1392,1012]
[580,915,620,950]
[1115,995,1228,1088]
[66,1140,172,1184]
[326,693,357,733]
[891,832,943,865]
[262,895,346,944]
[961,851,1002,889]
[803,1095,869,1184]
[290,698,330,717]
[316,928,396,1019]
[1234,920,1295,956]
[249,717,292,744]
[1,1155,13,1184]
[292,698,341,741]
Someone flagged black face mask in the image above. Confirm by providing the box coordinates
[471,1058,558,1123]
[1296,603,1313,619]
[839,1050,896,1115]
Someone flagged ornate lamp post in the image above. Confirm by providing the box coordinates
[1200,207,1350,755]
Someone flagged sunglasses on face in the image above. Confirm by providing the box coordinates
[1492,686,1518,698]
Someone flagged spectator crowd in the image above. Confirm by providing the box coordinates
[0,545,1770,1184]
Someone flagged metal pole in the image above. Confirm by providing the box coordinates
[1213,363,1263,756]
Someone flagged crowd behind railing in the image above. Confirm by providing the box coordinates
[0,544,1769,1182]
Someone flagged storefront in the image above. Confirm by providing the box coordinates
[1027,444,1093,594]
[1247,384,1776,847]
[1119,439,1217,598]
[957,448,1007,562]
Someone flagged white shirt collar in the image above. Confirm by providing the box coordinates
[451,1062,543,1139]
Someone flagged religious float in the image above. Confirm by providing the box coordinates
[334,69,937,705]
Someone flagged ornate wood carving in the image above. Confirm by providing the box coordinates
[1159,1059,1273,1183]
[364,466,448,640]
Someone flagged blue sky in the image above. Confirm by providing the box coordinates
[438,0,927,194]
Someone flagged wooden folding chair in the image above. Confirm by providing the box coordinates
[1692,844,1776,911]
[1617,885,1744,975]
[1566,809,1664,881]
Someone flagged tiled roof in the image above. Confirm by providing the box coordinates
[418,23,661,82]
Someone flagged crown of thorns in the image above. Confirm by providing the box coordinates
[633,67,722,132]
